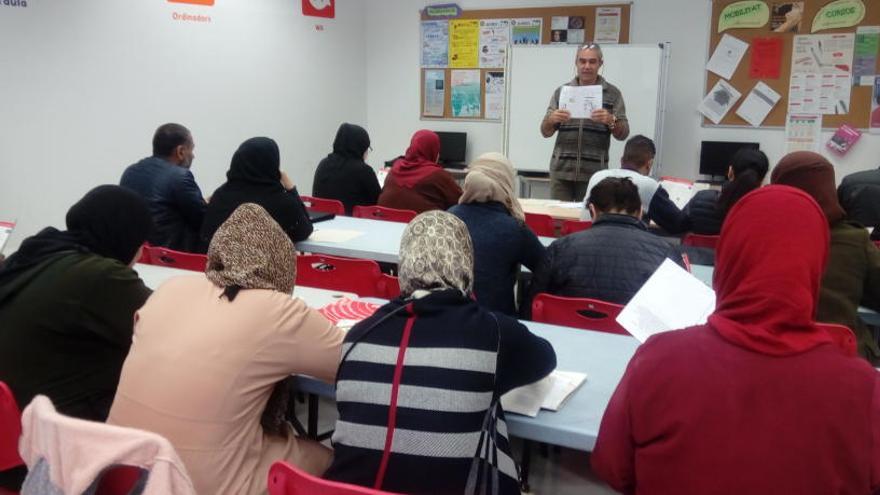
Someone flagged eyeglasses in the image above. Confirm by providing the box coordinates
[579,43,601,51]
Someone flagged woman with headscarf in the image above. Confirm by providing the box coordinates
[324,211,556,495]
[108,204,344,495]
[449,152,545,315]
[377,129,462,213]
[591,186,880,494]
[771,151,880,363]
[199,137,312,251]
[312,123,381,215]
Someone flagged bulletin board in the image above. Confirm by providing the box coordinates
[419,4,632,121]
[706,0,880,128]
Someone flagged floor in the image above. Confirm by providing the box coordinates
[292,396,617,495]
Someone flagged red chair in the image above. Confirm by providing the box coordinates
[94,465,145,495]
[816,323,857,357]
[268,461,398,495]
[352,205,417,223]
[560,220,592,236]
[297,254,396,299]
[531,293,628,335]
[524,212,556,237]
[873,240,879,249]
[0,381,23,477]
[301,196,345,216]
[682,233,720,249]
[137,243,151,264]
[143,246,207,272]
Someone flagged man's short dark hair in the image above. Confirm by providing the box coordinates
[621,135,656,169]
[588,177,641,215]
[152,123,191,158]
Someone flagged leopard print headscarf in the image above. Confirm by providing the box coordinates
[206,203,296,299]
[398,210,474,298]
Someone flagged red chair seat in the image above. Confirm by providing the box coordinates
[531,293,628,335]
[352,206,417,223]
[681,233,719,249]
[302,196,346,216]
[268,461,399,494]
[560,220,591,236]
[524,212,556,237]
[0,382,23,473]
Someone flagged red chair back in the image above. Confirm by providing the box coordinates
[681,233,720,249]
[268,461,398,495]
[95,465,146,495]
[531,293,629,335]
[524,212,556,237]
[560,220,592,236]
[302,196,345,216]
[816,323,857,357]
[0,381,23,472]
[137,243,151,264]
[297,254,396,298]
[143,246,207,272]
[352,205,417,223]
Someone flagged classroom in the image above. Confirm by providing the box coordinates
[1,1,879,494]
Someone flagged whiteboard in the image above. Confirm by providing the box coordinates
[504,44,669,174]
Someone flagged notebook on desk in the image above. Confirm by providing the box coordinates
[307,210,336,223]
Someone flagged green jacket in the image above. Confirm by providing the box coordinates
[818,221,880,362]
[0,252,150,420]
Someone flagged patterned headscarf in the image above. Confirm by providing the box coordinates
[458,152,525,222]
[206,203,296,300]
[398,210,474,298]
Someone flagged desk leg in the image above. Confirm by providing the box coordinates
[308,393,319,440]
[520,440,532,493]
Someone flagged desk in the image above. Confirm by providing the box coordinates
[294,320,639,452]
[134,263,358,307]
[691,264,880,327]
[520,198,584,221]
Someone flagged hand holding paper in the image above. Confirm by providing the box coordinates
[559,85,603,119]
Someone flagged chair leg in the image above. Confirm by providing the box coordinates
[307,393,319,440]
[520,440,532,493]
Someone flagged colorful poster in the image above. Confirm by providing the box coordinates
[785,113,822,152]
[421,20,449,67]
[854,26,880,83]
[424,69,445,117]
[718,1,770,32]
[771,2,804,33]
[871,77,880,134]
[512,18,542,45]
[451,69,481,117]
[749,37,783,78]
[478,19,510,68]
[450,19,480,68]
[789,33,854,114]
[595,7,621,44]
[484,71,505,120]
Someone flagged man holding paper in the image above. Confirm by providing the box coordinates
[541,43,629,201]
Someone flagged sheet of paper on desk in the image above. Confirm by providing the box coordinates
[501,370,587,417]
[555,201,584,209]
[658,180,695,210]
[559,85,602,119]
[616,259,716,343]
[309,229,365,243]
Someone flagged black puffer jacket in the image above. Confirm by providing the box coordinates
[313,123,381,215]
[683,189,722,235]
[527,214,679,308]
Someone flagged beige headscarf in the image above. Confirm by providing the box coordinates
[398,210,474,298]
[458,152,525,222]
[206,203,297,300]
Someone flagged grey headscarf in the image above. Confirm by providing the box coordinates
[398,210,474,298]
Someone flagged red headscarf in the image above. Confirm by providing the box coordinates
[770,151,846,225]
[390,130,442,188]
[708,185,833,356]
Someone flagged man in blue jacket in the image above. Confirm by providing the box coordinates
[121,123,207,252]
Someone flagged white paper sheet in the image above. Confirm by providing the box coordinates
[789,33,855,115]
[699,79,742,124]
[707,34,749,80]
[616,259,717,343]
[423,69,445,117]
[501,370,588,417]
[559,85,602,119]
[484,71,505,120]
[785,113,822,153]
[658,180,695,210]
[478,19,510,68]
[0,221,15,254]
[594,7,621,44]
[736,81,782,127]
[308,229,365,243]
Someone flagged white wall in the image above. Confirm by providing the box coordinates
[364,0,880,182]
[0,0,366,252]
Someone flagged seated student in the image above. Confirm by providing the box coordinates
[581,135,689,234]
[313,123,381,215]
[378,129,462,213]
[771,151,880,363]
[121,123,206,252]
[592,186,880,495]
[199,137,312,251]
[838,165,880,240]
[449,152,545,316]
[324,211,556,495]
[531,177,679,307]
[0,185,152,423]
[108,204,344,495]
[684,148,768,235]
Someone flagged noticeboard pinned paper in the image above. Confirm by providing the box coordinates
[736,81,782,126]
[699,79,742,124]
[707,33,749,80]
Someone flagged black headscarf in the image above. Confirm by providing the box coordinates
[0,185,152,282]
[331,123,370,159]
[227,137,282,186]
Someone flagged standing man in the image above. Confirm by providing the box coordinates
[541,43,629,201]
[121,123,207,253]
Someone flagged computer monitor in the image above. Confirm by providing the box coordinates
[436,131,467,166]
[699,141,760,177]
